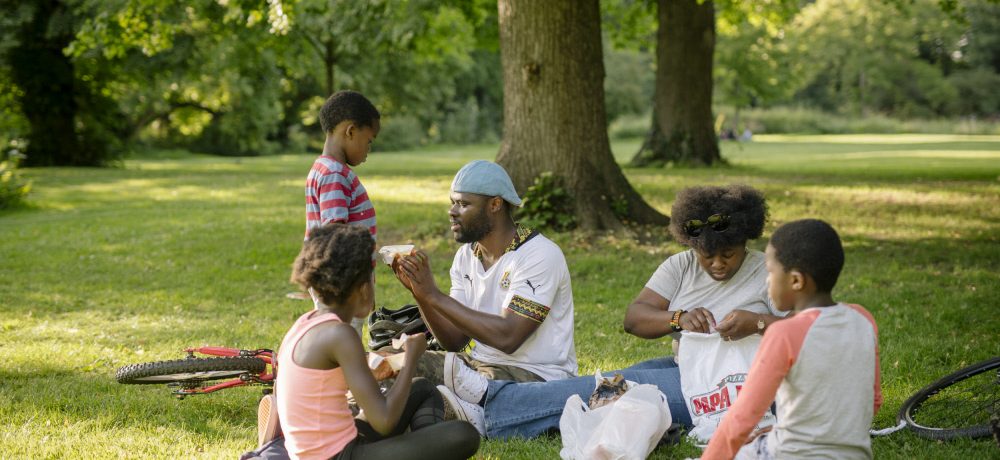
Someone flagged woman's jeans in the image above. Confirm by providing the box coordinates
[482,357,691,439]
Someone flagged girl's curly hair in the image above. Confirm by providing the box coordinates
[290,223,375,306]
[669,184,769,254]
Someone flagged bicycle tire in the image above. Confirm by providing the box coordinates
[898,356,1000,440]
[116,357,267,385]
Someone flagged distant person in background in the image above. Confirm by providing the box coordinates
[303,90,381,336]
[740,128,753,142]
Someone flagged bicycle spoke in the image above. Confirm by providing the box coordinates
[909,368,999,430]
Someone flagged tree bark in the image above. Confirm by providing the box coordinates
[631,0,721,167]
[9,0,81,166]
[495,0,668,231]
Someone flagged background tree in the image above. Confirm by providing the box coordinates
[1,0,127,166]
[631,0,719,167]
[494,0,668,230]
[620,0,798,167]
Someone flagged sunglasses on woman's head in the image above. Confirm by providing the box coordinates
[683,214,731,237]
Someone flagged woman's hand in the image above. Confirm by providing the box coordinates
[679,307,716,333]
[745,425,773,444]
[715,309,761,341]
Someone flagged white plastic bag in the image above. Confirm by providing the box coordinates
[678,331,775,443]
[559,376,672,460]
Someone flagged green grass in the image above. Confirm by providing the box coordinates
[2,135,998,459]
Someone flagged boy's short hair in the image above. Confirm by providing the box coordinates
[669,184,768,254]
[319,90,381,134]
[290,223,374,306]
[769,219,844,293]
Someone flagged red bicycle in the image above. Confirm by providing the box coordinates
[116,347,275,399]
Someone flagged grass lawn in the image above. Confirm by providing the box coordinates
[1,134,998,459]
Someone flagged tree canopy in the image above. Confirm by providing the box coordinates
[0,0,997,167]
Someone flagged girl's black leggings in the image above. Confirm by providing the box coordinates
[330,377,480,460]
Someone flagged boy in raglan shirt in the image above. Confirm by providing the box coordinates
[701,219,882,459]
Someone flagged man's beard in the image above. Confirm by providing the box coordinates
[454,208,493,243]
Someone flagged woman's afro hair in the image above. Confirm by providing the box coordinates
[669,184,769,254]
[290,223,374,306]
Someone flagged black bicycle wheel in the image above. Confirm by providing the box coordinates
[116,357,267,385]
[898,356,1000,440]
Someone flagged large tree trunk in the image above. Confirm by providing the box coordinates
[495,0,668,231]
[632,0,721,167]
[9,0,81,166]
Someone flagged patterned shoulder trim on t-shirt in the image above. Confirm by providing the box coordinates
[472,223,538,262]
[507,294,550,323]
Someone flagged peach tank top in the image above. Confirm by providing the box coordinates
[276,311,358,460]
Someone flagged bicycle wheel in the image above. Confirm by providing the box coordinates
[898,356,1000,440]
[116,357,267,385]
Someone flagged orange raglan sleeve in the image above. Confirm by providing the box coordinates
[700,311,817,460]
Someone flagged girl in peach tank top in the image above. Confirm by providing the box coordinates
[253,224,479,460]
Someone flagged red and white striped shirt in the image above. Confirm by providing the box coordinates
[304,155,376,240]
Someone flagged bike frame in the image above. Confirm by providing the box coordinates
[172,346,275,397]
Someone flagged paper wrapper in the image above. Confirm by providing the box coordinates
[378,244,414,265]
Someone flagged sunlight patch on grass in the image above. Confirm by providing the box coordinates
[801,149,1000,161]
[367,176,451,205]
[800,184,994,208]
[757,134,1000,144]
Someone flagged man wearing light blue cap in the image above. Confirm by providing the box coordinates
[393,160,577,435]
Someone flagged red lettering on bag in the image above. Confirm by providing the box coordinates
[720,386,731,408]
[709,393,721,411]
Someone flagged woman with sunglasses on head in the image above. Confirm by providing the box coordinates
[624,184,783,348]
[434,184,786,441]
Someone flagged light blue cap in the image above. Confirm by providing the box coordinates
[450,160,522,206]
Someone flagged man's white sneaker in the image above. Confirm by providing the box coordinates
[437,385,485,437]
[444,352,488,404]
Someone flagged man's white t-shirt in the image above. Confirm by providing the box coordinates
[449,233,577,381]
[645,249,785,341]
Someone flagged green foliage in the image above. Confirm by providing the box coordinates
[0,146,31,209]
[604,48,654,124]
[609,112,652,139]
[947,68,1000,115]
[785,0,1000,118]
[516,172,578,232]
[718,106,1000,135]
[375,115,425,151]
[714,6,798,110]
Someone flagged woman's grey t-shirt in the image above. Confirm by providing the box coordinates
[645,249,784,338]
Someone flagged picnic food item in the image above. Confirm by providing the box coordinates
[378,244,415,265]
[368,351,407,380]
[588,373,630,410]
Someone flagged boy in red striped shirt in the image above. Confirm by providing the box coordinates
[305,90,380,240]
[305,90,381,335]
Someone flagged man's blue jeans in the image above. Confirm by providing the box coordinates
[482,357,691,439]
